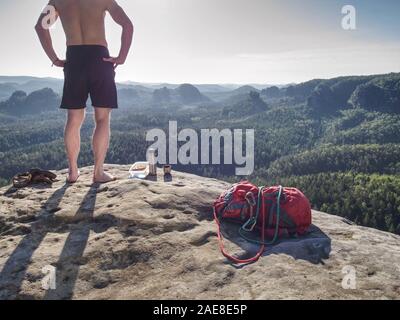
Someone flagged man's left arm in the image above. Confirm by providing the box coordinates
[104,0,134,68]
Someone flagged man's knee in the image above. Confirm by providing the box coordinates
[94,108,111,125]
[67,109,85,126]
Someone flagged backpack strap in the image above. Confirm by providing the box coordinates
[213,186,266,265]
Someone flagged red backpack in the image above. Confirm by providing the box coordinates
[213,181,312,264]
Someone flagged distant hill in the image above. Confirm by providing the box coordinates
[152,87,171,103]
[349,74,400,114]
[307,76,376,114]
[283,79,325,100]
[117,88,139,101]
[116,83,152,94]
[0,76,53,85]
[175,83,210,104]
[0,76,292,106]
[0,76,63,95]
[0,88,60,116]
[121,81,277,92]
[0,83,18,102]
[253,73,400,115]
[222,91,268,118]
[261,86,281,98]
[1,73,398,115]
[194,84,232,93]
[150,84,211,107]
[121,81,179,90]
[208,85,263,105]
[231,85,260,95]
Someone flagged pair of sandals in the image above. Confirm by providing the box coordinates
[12,169,58,189]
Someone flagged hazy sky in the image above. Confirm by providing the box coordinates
[0,0,399,84]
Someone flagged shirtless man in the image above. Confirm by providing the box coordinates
[35,0,134,183]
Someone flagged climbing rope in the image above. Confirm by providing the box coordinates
[239,185,283,245]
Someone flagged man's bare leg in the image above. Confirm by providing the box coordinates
[65,109,85,183]
[93,108,115,183]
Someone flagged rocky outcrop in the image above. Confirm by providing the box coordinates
[222,92,268,118]
[0,88,60,116]
[175,84,209,104]
[0,165,399,300]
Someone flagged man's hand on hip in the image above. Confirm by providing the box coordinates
[103,56,125,69]
[53,59,66,68]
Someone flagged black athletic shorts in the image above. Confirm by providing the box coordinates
[60,45,118,109]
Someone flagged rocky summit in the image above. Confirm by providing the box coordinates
[0,165,399,300]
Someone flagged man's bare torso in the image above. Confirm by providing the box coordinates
[53,0,111,47]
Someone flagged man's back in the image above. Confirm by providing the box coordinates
[35,0,133,183]
[53,0,110,46]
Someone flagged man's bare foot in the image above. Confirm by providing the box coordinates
[93,171,116,184]
[67,170,80,184]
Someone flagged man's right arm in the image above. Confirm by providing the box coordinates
[34,1,64,67]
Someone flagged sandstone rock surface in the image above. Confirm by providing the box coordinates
[0,165,399,300]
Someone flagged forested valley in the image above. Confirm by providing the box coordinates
[0,73,399,234]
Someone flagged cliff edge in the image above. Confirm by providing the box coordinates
[0,165,399,300]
